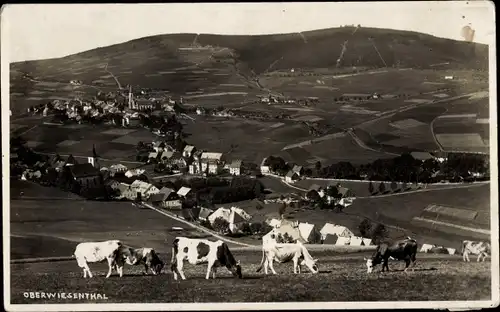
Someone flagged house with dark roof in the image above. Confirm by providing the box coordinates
[66,163,102,189]
[229,159,243,176]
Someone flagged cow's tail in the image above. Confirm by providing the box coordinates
[170,238,179,272]
[255,248,265,273]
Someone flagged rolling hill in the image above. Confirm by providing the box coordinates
[10,26,488,98]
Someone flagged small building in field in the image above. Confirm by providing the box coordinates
[183,145,196,158]
[320,223,354,240]
[260,157,270,174]
[349,236,364,246]
[229,159,242,176]
[292,165,304,176]
[285,170,300,183]
[420,243,434,253]
[177,186,192,199]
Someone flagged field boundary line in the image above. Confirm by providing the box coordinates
[412,217,491,235]
[11,256,74,264]
[141,203,255,247]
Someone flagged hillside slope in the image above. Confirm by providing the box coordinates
[10,27,488,96]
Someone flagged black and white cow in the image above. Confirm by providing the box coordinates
[73,240,124,278]
[365,237,418,273]
[170,237,243,280]
[462,240,491,262]
[119,246,165,275]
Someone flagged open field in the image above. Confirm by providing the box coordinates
[13,123,157,161]
[183,116,313,164]
[10,252,491,303]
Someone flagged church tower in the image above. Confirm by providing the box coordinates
[88,144,100,169]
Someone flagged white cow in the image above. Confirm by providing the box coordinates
[73,240,126,278]
[462,240,491,262]
[170,237,243,280]
[256,240,319,275]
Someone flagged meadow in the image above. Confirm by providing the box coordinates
[10,253,491,303]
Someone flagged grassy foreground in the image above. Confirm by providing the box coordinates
[10,251,491,303]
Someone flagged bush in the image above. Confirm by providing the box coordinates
[378,182,386,194]
[358,219,372,237]
[212,217,230,234]
[240,223,252,235]
[368,181,374,194]
[199,219,212,230]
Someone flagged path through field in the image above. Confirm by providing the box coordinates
[10,252,490,303]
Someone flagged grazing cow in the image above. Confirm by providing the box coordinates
[73,240,124,278]
[170,237,243,280]
[462,240,491,262]
[365,237,418,273]
[256,240,319,275]
[118,246,165,275]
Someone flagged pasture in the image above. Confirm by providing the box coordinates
[13,123,156,161]
[183,116,313,164]
[10,252,491,303]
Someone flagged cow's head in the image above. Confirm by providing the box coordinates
[364,257,375,273]
[150,253,165,275]
[230,260,243,279]
[301,258,319,274]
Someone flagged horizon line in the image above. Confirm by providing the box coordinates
[10,25,483,64]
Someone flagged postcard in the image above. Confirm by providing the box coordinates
[2,2,498,311]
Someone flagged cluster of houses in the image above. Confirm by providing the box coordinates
[29,85,185,128]
[196,203,373,246]
[145,140,244,177]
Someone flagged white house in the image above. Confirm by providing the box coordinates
[335,237,351,246]
[320,223,354,240]
[298,222,322,243]
[229,159,242,175]
[130,180,160,200]
[177,186,192,198]
[285,171,299,183]
[349,236,364,246]
[260,157,270,174]
[208,207,252,234]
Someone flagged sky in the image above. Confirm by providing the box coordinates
[1,2,496,63]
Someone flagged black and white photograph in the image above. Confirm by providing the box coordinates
[2,2,498,310]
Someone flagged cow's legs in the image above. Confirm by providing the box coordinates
[465,252,470,262]
[206,261,214,280]
[212,266,217,279]
[382,260,389,272]
[82,262,93,278]
[263,259,269,275]
[117,265,124,277]
[403,259,411,272]
[144,264,149,275]
[482,253,487,262]
[268,258,278,275]
[293,258,298,274]
[105,257,115,278]
[176,258,186,280]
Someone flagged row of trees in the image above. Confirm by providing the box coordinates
[265,152,489,184]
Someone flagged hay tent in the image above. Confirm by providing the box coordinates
[335,237,351,246]
[298,222,322,244]
[349,236,364,246]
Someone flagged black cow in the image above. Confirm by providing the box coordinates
[364,237,418,273]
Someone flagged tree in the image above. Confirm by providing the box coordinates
[249,222,262,235]
[390,181,398,192]
[315,161,322,173]
[212,217,230,234]
[378,182,386,194]
[368,181,374,194]
[371,223,388,244]
[358,219,372,237]
[278,203,286,217]
[402,181,408,191]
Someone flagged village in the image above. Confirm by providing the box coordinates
[11,80,486,255]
